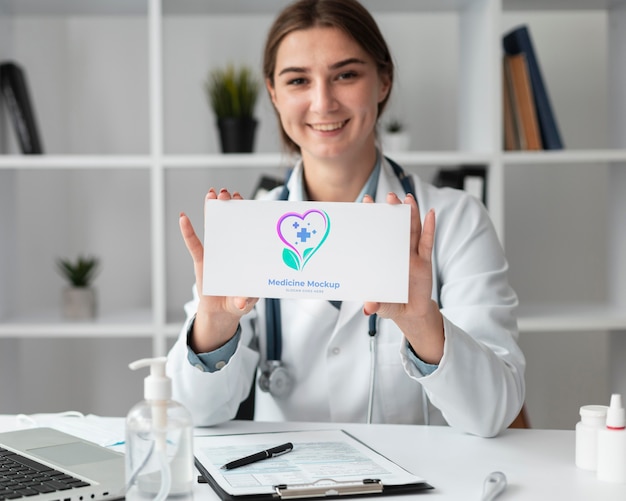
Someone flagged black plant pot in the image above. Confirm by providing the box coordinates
[217,117,258,153]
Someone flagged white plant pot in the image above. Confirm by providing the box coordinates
[62,286,97,320]
[381,132,411,153]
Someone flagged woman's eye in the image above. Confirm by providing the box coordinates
[337,71,357,80]
[287,77,307,86]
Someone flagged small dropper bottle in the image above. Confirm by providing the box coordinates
[125,357,194,499]
[597,393,626,483]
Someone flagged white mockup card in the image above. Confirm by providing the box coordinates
[203,200,411,303]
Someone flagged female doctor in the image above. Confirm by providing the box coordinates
[167,0,525,438]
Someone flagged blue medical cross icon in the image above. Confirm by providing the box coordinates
[296,226,311,243]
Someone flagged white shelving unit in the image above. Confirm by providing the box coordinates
[0,0,624,423]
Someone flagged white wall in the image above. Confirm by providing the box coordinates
[9,339,148,416]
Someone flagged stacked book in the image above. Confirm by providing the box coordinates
[502,25,563,151]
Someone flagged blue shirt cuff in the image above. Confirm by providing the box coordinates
[406,341,439,376]
[186,316,241,373]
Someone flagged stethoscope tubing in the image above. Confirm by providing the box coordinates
[367,314,378,424]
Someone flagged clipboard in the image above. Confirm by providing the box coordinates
[194,429,433,500]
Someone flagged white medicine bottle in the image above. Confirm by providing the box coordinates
[597,393,626,483]
[575,404,608,470]
[125,357,194,500]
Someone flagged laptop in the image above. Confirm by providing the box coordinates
[0,427,125,501]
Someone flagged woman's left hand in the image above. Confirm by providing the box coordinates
[363,192,444,364]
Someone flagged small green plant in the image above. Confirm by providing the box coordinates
[385,118,404,133]
[56,255,100,288]
[205,65,260,119]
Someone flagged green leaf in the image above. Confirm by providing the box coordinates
[282,248,300,271]
[205,64,260,118]
[55,255,100,287]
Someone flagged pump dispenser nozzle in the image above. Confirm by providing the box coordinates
[129,357,171,401]
[129,357,170,450]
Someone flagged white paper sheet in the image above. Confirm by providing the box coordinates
[202,200,411,302]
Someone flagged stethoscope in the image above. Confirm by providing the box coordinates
[258,157,418,424]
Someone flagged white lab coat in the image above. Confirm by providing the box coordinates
[167,158,525,437]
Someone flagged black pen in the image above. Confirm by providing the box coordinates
[221,442,294,470]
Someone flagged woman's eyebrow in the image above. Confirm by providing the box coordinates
[329,57,367,70]
[278,66,307,76]
[277,57,367,76]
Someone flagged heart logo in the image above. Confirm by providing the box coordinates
[277,210,330,271]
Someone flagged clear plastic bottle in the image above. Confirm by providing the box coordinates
[125,357,194,499]
[575,404,608,470]
[597,393,626,483]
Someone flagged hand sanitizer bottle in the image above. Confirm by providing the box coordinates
[597,393,626,483]
[125,357,194,499]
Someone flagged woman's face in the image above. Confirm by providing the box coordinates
[267,26,390,163]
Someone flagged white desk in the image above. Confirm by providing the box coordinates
[1,416,625,500]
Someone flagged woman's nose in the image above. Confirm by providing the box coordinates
[310,81,338,113]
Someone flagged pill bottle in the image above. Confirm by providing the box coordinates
[575,404,608,470]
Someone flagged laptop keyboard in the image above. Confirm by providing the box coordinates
[0,447,91,500]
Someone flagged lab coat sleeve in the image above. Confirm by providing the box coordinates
[402,188,525,437]
[166,286,260,427]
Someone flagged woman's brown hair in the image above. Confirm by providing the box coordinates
[263,0,394,154]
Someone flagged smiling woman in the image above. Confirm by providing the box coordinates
[265,26,390,202]
[262,0,393,203]
[169,0,526,439]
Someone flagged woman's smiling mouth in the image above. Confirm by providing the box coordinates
[310,120,349,132]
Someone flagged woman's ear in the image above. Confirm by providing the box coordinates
[378,72,391,104]
[266,78,278,108]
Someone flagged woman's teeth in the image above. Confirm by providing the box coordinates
[312,121,346,132]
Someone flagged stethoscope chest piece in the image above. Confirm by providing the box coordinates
[258,360,294,398]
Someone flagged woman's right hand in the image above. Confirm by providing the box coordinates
[179,188,259,354]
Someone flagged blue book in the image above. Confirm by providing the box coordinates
[503,25,564,150]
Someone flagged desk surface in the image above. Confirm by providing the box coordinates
[1,416,625,500]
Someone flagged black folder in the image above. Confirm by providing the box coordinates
[0,61,44,154]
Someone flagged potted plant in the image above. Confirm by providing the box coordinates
[205,64,260,153]
[381,118,411,152]
[56,255,100,320]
